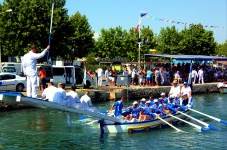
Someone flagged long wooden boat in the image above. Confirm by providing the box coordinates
[99,102,193,134]
[218,87,227,94]
[0,91,196,134]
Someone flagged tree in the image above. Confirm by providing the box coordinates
[179,24,217,55]
[156,26,181,54]
[216,40,227,56]
[67,11,94,61]
[0,0,70,61]
[95,26,127,58]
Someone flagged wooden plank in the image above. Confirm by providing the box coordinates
[20,97,121,122]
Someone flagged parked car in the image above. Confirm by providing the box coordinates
[0,73,26,92]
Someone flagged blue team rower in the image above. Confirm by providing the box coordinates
[109,97,126,118]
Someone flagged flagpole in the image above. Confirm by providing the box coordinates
[137,11,147,71]
[138,15,141,70]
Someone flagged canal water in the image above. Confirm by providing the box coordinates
[0,93,227,150]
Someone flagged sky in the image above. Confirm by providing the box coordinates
[1,0,227,43]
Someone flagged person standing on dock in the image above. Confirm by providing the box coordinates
[105,68,110,86]
[198,67,204,84]
[96,66,103,87]
[22,45,50,98]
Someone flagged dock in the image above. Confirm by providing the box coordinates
[0,82,219,111]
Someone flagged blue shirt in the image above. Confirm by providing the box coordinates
[114,100,123,117]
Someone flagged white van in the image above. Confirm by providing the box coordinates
[52,66,92,88]
[1,62,22,75]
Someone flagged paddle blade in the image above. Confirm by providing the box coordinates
[220,120,227,125]
[208,124,218,130]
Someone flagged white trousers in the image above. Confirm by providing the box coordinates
[198,76,204,84]
[26,75,38,98]
[98,77,102,86]
[105,76,109,85]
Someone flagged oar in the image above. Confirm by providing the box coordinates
[178,111,218,130]
[159,110,208,132]
[188,108,227,125]
[169,114,208,132]
[157,116,185,132]
[168,107,218,130]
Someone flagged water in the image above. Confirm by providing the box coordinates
[0,93,227,150]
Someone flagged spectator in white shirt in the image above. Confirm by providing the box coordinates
[96,66,103,87]
[105,68,110,86]
[168,80,181,99]
[198,67,204,84]
[192,68,198,84]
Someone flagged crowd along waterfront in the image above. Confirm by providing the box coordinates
[0,93,227,149]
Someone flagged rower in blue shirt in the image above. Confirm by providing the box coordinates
[149,95,155,106]
[125,101,141,121]
[109,97,126,118]
[139,98,146,107]
[160,92,168,104]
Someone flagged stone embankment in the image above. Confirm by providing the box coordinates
[0,82,219,110]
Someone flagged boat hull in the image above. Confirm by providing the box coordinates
[218,87,227,94]
[101,110,191,133]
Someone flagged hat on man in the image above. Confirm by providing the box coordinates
[183,81,188,85]
[145,101,150,104]
[160,93,165,96]
[154,99,158,103]
[133,101,138,105]
[140,98,146,102]
[172,80,178,84]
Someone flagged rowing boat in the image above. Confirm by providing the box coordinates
[99,100,194,134]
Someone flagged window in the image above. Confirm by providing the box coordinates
[1,74,16,80]
[53,68,65,76]
[2,67,16,73]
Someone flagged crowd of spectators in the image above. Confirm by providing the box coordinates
[87,62,227,87]
[120,62,227,86]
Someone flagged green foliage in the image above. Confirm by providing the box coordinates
[68,12,94,61]
[85,52,97,65]
[178,24,217,55]
[216,40,227,56]
[156,26,181,54]
[0,0,70,62]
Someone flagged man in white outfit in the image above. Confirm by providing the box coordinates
[67,86,82,108]
[198,67,204,84]
[96,66,103,87]
[192,68,198,84]
[80,91,99,112]
[22,45,50,98]
[53,83,70,106]
[41,82,57,102]
[168,80,181,99]
[105,68,110,86]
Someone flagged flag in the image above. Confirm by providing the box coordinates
[134,12,147,33]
